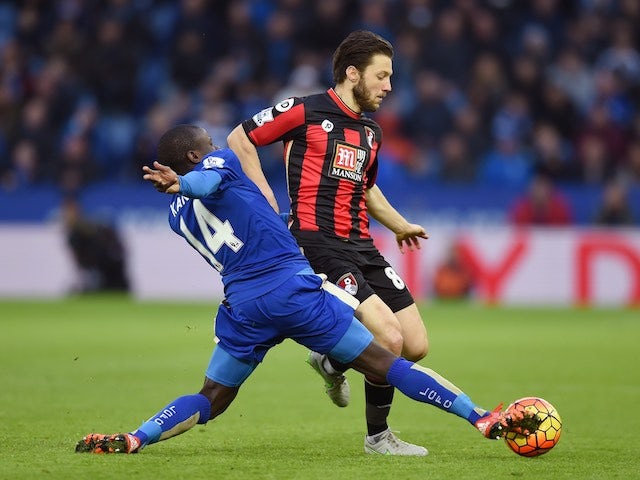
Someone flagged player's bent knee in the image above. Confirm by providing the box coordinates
[375,329,404,356]
[199,378,240,421]
[402,342,429,362]
[402,338,429,362]
[350,341,397,383]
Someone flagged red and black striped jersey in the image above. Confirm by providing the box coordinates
[242,88,382,248]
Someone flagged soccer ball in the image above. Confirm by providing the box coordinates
[503,397,562,457]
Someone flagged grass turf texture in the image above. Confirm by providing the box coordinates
[0,296,637,480]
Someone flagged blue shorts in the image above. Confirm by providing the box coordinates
[206,273,373,387]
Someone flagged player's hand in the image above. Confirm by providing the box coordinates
[395,223,429,253]
[142,161,180,194]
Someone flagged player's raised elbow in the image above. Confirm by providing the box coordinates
[227,125,252,153]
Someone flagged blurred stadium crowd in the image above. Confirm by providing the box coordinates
[1,0,639,224]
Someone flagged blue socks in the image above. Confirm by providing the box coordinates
[386,358,485,424]
[129,359,487,448]
[132,394,211,446]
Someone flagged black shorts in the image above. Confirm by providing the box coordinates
[299,243,415,313]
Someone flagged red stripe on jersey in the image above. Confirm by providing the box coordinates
[357,191,369,238]
[295,124,328,232]
[248,103,305,146]
[333,128,366,238]
[359,136,379,238]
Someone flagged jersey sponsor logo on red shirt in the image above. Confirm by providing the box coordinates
[329,141,368,183]
[336,272,358,296]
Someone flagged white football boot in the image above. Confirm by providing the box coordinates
[307,351,350,407]
[364,429,428,456]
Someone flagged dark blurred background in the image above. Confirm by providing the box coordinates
[1,0,639,226]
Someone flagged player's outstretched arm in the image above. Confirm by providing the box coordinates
[227,125,280,212]
[365,185,429,253]
[142,162,180,194]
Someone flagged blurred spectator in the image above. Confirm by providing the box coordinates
[402,70,454,149]
[14,1,49,59]
[389,0,432,32]
[56,135,100,195]
[0,39,30,125]
[452,105,491,160]
[375,110,418,167]
[531,122,576,182]
[170,28,212,92]
[510,54,545,111]
[618,0,640,23]
[509,174,573,226]
[273,61,323,102]
[196,101,233,147]
[45,18,85,67]
[390,30,426,113]
[61,197,130,294]
[467,7,507,61]
[546,46,595,114]
[562,9,607,64]
[593,180,636,226]
[355,0,393,42]
[423,7,472,88]
[516,0,567,58]
[595,18,640,87]
[477,137,533,188]
[465,52,508,119]
[574,98,629,182]
[2,139,40,190]
[574,133,614,185]
[437,132,476,183]
[223,0,267,83]
[34,57,82,128]
[517,23,552,64]
[592,69,635,128]
[83,16,138,113]
[433,242,474,300]
[263,9,297,84]
[491,90,533,144]
[535,81,580,139]
[13,96,56,166]
[297,0,355,56]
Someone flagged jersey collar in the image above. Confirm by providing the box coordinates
[328,88,362,120]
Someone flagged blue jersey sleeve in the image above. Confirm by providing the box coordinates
[179,169,222,198]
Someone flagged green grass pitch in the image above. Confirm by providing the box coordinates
[1,296,637,480]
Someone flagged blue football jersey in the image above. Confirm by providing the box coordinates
[167,148,310,304]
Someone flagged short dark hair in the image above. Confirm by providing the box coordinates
[156,124,203,175]
[332,30,394,84]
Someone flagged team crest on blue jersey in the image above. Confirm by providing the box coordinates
[337,272,358,296]
[203,156,225,169]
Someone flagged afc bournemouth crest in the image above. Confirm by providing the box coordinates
[364,126,375,148]
[336,273,358,296]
